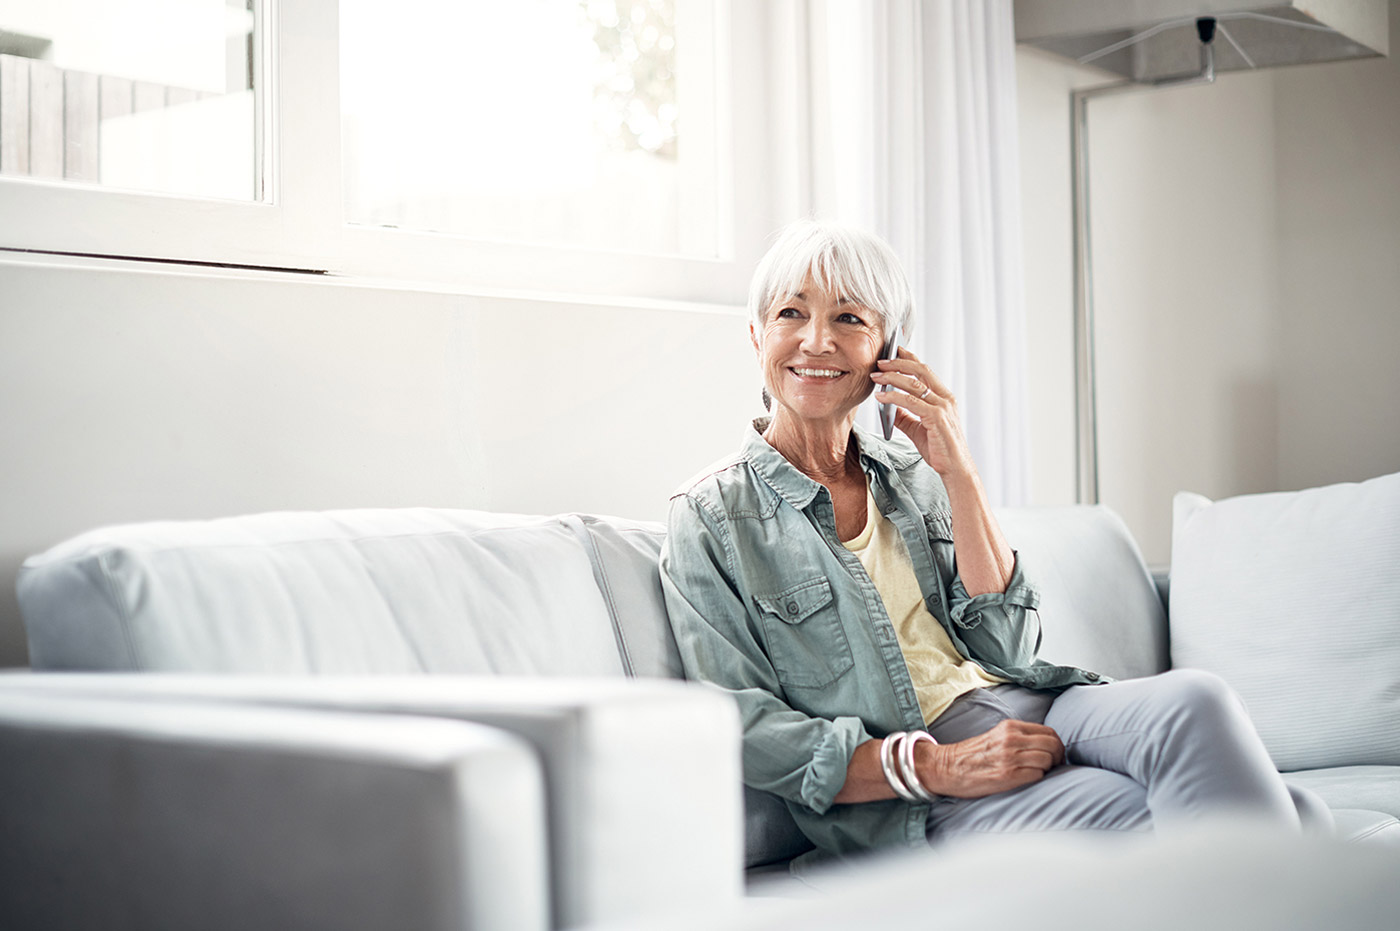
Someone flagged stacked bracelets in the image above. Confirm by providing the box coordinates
[878,731,939,803]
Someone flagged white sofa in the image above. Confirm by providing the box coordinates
[606,827,1400,931]
[6,473,1400,926]
[4,510,746,931]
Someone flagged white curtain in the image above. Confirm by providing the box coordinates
[805,0,1031,506]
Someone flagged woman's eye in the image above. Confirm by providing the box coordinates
[776,307,800,318]
[838,312,865,325]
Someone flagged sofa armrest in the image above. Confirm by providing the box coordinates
[0,674,745,929]
[0,690,548,931]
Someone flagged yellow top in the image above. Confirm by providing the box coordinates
[842,480,1005,724]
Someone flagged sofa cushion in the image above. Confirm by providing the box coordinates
[19,508,625,676]
[560,514,683,679]
[558,514,816,869]
[1169,472,1400,771]
[1330,810,1400,848]
[1280,766,1400,820]
[994,505,1168,680]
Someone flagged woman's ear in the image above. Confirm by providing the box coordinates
[749,320,761,355]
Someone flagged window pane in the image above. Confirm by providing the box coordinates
[340,0,720,257]
[0,0,261,201]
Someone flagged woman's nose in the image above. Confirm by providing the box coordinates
[798,318,835,352]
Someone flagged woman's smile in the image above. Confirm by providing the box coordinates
[789,366,848,379]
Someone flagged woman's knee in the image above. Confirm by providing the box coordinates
[1152,669,1254,735]
[1157,669,1241,711]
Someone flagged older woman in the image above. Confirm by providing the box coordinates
[659,219,1322,864]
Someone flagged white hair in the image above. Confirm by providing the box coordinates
[747,218,914,346]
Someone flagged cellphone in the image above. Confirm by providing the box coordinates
[878,320,902,441]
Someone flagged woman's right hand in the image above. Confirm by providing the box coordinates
[920,720,1065,798]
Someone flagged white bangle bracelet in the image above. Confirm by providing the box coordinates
[897,731,940,804]
[879,731,920,803]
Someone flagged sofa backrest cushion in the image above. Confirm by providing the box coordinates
[559,514,683,680]
[994,505,1169,681]
[19,508,628,676]
[560,514,816,866]
[1170,472,1400,771]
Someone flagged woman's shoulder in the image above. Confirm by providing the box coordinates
[670,448,784,527]
[671,452,747,502]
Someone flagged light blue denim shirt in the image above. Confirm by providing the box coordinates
[660,419,1104,858]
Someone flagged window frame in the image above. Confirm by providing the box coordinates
[0,0,780,306]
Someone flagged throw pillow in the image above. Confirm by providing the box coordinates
[1169,471,1400,772]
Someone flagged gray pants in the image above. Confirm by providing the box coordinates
[924,669,1332,842]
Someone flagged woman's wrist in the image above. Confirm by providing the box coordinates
[916,740,954,796]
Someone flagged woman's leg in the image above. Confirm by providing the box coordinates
[925,686,1151,843]
[1044,669,1302,834]
[926,764,1151,843]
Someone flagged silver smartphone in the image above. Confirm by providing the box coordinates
[878,320,902,440]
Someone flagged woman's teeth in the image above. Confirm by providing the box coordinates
[792,368,843,377]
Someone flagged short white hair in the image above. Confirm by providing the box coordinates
[747,218,914,345]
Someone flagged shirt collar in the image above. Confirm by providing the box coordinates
[742,417,923,510]
[850,420,924,472]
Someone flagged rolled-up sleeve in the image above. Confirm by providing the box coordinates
[947,551,1042,669]
[660,494,868,815]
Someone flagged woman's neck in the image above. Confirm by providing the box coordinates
[763,410,862,487]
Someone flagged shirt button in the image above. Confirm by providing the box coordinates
[786,601,799,615]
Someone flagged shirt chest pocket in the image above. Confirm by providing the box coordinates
[753,577,855,690]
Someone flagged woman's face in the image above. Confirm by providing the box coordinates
[751,274,886,431]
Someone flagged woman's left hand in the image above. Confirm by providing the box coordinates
[871,348,975,479]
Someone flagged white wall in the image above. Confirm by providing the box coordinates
[1274,6,1400,492]
[0,255,761,667]
[1016,1,1400,566]
[1017,49,1280,565]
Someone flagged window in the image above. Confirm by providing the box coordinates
[0,0,776,304]
[341,0,719,257]
[0,0,263,200]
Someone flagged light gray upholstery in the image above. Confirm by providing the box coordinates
[14,495,1400,925]
[0,691,548,931]
[558,514,681,679]
[612,828,1400,930]
[1169,474,1400,772]
[15,508,748,927]
[560,513,816,868]
[0,673,744,931]
[19,508,626,676]
[994,505,1170,680]
[1330,810,1400,847]
[1281,766,1400,818]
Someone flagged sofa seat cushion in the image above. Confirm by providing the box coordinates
[1169,472,1400,771]
[19,508,627,676]
[1281,765,1400,819]
[1329,810,1400,847]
